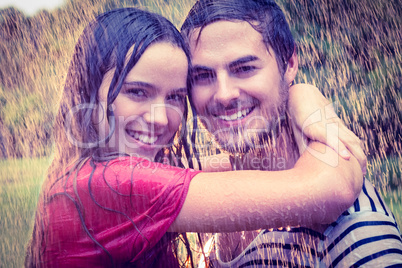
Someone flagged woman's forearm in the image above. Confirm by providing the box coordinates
[168,142,363,233]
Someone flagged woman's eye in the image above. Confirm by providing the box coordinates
[126,88,147,98]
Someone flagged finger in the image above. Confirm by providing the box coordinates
[302,124,351,159]
[327,126,367,174]
[323,122,353,159]
[344,138,367,175]
[337,128,367,174]
[325,132,351,160]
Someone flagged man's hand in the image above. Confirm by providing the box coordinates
[288,84,367,175]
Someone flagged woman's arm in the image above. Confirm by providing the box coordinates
[169,141,363,233]
[168,84,364,233]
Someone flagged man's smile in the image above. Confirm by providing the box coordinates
[213,106,255,122]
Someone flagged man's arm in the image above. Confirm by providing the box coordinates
[288,83,366,173]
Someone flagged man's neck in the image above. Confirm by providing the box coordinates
[230,117,300,171]
[213,119,302,263]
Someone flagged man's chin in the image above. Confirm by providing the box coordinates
[216,131,273,155]
[218,142,250,155]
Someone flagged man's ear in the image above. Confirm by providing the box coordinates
[284,49,298,84]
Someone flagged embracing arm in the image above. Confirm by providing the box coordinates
[169,141,362,233]
[169,84,364,233]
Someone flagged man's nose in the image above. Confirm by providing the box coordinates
[214,73,240,107]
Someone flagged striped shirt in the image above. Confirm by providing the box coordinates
[199,178,402,267]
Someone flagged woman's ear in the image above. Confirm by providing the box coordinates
[284,49,298,85]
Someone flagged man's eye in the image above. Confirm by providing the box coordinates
[191,72,215,85]
[168,94,186,103]
[233,65,256,74]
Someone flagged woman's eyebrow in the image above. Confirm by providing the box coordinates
[228,55,259,68]
[123,81,154,89]
[124,81,187,93]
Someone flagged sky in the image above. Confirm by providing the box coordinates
[0,0,66,16]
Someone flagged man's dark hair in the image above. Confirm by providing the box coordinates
[181,0,296,75]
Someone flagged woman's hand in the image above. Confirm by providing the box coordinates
[288,84,366,175]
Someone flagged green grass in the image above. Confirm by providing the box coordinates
[0,158,49,267]
[0,157,401,267]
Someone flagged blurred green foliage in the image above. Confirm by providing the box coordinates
[278,0,401,191]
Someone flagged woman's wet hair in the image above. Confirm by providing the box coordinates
[181,0,296,76]
[26,8,196,267]
[57,7,192,165]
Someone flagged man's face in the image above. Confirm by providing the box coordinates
[189,20,294,153]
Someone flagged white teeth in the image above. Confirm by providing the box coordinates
[141,135,148,144]
[218,108,252,121]
[127,130,157,144]
[138,134,157,144]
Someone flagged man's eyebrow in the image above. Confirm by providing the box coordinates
[191,65,213,73]
[229,55,259,68]
[191,55,259,72]
[171,88,188,94]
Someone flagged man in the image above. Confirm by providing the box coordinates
[181,0,402,266]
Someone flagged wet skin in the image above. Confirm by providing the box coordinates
[189,20,298,154]
[94,42,189,160]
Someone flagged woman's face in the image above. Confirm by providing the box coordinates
[94,42,189,160]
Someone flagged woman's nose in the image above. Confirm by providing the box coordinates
[144,103,169,127]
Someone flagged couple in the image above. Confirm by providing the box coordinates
[26,0,402,267]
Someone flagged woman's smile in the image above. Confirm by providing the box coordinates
[125,129,159,145]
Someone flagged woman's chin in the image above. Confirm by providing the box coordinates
[123,147,159,161]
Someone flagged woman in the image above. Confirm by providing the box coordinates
[25,8,363,267]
